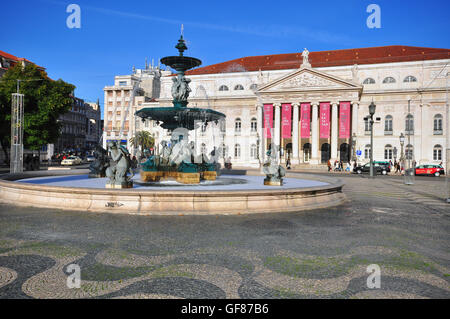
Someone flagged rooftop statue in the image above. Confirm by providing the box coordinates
[301,48,311,68]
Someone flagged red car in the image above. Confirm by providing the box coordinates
[415,164,445,177]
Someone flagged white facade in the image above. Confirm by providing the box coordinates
[104,48,449,167]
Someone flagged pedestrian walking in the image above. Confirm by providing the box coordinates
[286,156,291,170]
[345,162,351,172]
[327,159,332,172]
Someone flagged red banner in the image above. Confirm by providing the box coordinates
[339,101,351,138]
[319,102,330,138]
[263,104,273,138]
[300,103,310,138]
[281,103,292,138]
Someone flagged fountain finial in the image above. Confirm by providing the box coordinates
[175,25,187,56]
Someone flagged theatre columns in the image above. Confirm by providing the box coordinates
[292,102,299,164]
[310,102,319,164]
[331,102,339,161]
[351,101,359,157]
[274,103,281,160]
[351,101,359,136]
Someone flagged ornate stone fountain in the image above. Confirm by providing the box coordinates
[135,35,226,184]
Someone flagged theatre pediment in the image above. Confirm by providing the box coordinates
[258,68,362,93]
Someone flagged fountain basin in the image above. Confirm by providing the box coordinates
[0,170,345,215]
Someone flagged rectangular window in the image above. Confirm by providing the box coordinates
[433,149,442,161]
[119,81,127,86]
[235,122,241,134]
[384,149,392,160]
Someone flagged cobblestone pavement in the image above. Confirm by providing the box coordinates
[0,174,449,299]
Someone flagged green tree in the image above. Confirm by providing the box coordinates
[0,63,75,161]
[129,130,154,152]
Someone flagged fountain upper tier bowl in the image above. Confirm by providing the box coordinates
[160,55,201,72]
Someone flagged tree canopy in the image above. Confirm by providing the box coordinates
[129,130,154,152]
[0,63,75,155]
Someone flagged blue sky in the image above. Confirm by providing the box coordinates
[2,0,449,118]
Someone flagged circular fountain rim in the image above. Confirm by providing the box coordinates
[0,170,346,215]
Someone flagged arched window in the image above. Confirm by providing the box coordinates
[384,115,393,134]
[234,118,241,134]
[200,143,207,155]
[365,144,372,159]
[433,145,442,161]
[383,77,396,84]
[405,114,414,134]
[250,117,257,132]
[234,144,241,158]
[218,85,229,91]
[250,144,257,159]
[249,83,258,91]
[405,144,414,160]
[196,85,206,97]
[384,144,393,160]
[404,76,417,83]
[234,84,244,90]
[433,114,443,134]
[363,78,375,84]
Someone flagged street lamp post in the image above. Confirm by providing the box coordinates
[351,132,357,162]
[404,99,414,185]
[368,101,376,178]
[400,133,405,174]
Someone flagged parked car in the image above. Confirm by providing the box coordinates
[353,162,389,175]
[373,161,391,172]
[61,156,82,166]
[86,155,95,162]
[415,164,445,177]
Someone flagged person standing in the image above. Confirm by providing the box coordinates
[327,159,332,172]
[286,156,291,170]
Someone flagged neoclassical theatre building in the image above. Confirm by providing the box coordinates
[104,45,449,168]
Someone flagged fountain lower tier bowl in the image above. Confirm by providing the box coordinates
[135,107,225,130]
